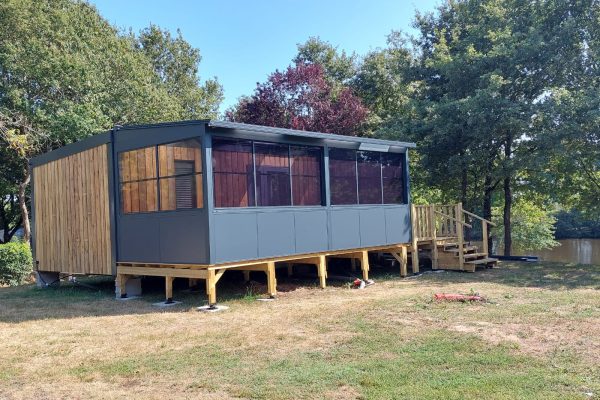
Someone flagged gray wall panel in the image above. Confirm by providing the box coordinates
[294,209,328,253]
[257,211,296,258]
[213,212,258,263]
[329,208,361,250]
[385,206,411,244]
[118,216,161,262]
[359,208,387,247]
[159,212,208,264]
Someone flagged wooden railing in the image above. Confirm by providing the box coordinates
[411,203,496,270]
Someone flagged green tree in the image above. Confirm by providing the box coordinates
[0,0,222,240]
[294,37,357,86]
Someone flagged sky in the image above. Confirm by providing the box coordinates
[89,0,440,112]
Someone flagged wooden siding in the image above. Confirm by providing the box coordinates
[33,144,112,275]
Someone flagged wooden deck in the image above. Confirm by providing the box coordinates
[116,243,413,307]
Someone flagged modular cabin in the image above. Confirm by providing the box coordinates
[32,120,483,306]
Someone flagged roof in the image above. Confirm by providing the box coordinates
[208,120,417,149]
[30,119,416,167]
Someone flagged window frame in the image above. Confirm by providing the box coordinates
[211,136,325,209]
[328,147,407,207]
[117,137,204,215]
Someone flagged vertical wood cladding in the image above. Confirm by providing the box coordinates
[33,144,112,275]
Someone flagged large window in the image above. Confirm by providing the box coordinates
[329,148,358,205]
[212,138,323,208]
[119,139,203,214]
[212,138,255,207]
[329,148,405,205]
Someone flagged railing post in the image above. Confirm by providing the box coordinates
[411,204,419,274]
[456,202,465,270]
[429,204,438,269]
[482,221,489,256]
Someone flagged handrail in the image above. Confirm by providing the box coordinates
[462,209,496,226]
[434,210,472,228]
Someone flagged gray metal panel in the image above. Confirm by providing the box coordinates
[30,131,112,167]
[118,215,161,262]
[158,211,208,264]
[114,122,205,153]
[208,120,416,149]
[256,211,295,258]
[329,208,361,250]
[294,209,328,253]
[359,208,387,247]
[212,212,258,263]
[385,206,411,244]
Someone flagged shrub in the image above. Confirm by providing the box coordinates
[0,241,33,286]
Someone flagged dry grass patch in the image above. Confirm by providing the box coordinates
[0,261,598,399]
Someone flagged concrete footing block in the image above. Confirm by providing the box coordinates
[115,277,142,299]
[197,305,229,313]
[36,271,60,288]
[152,300,182,307]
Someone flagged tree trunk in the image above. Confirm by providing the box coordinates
[18,163,31,243]
[483,174,493,254]
[460,161,470,241]
[503,135,513,256]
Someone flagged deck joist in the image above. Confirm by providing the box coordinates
[116,243,412,306]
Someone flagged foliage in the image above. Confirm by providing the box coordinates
[0,241,32,286]
[555,210,600,239]
[0,0,222,241]
[137,24,223,119]
[492,199,559,252]
[293,37,357,86]
[226,63,368,135]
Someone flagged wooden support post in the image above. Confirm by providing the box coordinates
[401,246,408,276]
[317,255,327,289]
[482,221,489,256]
[165,276,174,303]
[411,204,420,274]
[242,270,250,282]
[429,204,438,269]
[287,263,293,277]
[116,274,128,298]
[266,261,277,297]
[456,202,465,270]
[205,269,217,306]
[360,251,369,281]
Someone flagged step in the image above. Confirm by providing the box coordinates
[444,246,478,254]
[443,243,473,250]
[465,257,498,265]
[462,252,488,259]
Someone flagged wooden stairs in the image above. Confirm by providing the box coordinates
[411,203,499,273]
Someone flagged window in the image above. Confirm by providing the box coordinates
[291,146,322,206]
[357,151,383,204]
[118,138,203,214]
[212,138,323,208]
[382,153,405,204]
[329,148,358,205]
[212,138,255,207]
[158,139,203,211]
[119,146,158,213]
[329,148,406,206]
[255,143,291,206]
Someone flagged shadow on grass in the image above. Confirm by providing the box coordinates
[416,261,600,290]
[2,259,597,323]
[0,262,363,323]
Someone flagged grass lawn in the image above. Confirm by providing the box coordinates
[0,261,598,399]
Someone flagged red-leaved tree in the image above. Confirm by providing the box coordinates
[226,63,368,135]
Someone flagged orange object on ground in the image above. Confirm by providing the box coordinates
[434,293,484,302]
